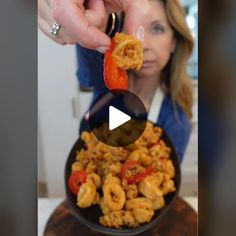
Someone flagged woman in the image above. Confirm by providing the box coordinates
[76,0,194,162]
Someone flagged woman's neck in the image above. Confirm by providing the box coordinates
[128,72,161,110]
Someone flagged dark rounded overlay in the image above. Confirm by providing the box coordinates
[88,89,147,147]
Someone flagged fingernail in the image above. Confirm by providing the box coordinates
[96,46,109,54]
[85,111,90,120]
[134,25,145,44]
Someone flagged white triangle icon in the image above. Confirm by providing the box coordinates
[109,106,131,131]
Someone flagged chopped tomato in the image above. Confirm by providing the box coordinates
[121,160,153,184]
[136,166,154,182]
[104,39,128,90]
[121,160,140,184]
[68,171,87,195]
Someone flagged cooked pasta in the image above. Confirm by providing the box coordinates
[68,121,176,228]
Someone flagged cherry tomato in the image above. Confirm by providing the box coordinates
[68,171,87,195]
[104,39,128,90]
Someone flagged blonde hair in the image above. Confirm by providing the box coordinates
[161,0,194,119]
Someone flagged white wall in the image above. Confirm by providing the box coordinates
[38,30,80,197]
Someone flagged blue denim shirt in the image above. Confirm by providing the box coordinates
[76,45,191,162]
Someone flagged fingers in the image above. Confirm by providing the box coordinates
[104,0,150,38]
[85,0,107,28]
[38,0,75,45]
[38,0,150,50]
[39,0,111,50]
[38,0,65,45]
[38,17,66,45]
[51,0,111,50]
[122,0,151,37]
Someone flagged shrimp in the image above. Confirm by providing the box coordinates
[151,196,165,210]
[93,192,100,205]
[103,183,126,211]
[126,197,153,210]
[153,159,175,178]
[133,208,154,224]
[160,179,176,195]
[100,197,112,215]
[87,173,102,189]
[126,197,154,223]
[163,159,175,178]
[138,174,163,200]
[77,180,97,208]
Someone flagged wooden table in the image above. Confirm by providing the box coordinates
[43,197,197,236]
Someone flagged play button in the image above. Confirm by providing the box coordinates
[109,106,131,130]
[87,89,147,147]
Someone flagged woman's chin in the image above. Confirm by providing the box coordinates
[135,67,158,78]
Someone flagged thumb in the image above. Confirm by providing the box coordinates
[123,0,150,38]
[51,0,110,50]
[85,0,107,29]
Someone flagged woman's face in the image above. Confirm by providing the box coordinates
[133,0,176,78]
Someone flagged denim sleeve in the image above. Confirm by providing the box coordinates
[158,99,192,163]
[75,44,106,89]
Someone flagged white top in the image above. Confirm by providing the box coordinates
[147,87,164,123]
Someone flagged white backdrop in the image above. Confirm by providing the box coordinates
[38,30,81,197]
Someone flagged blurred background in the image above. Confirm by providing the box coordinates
[38,0,198,198]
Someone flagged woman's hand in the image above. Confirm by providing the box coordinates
[38,0,110,51]
[104,0,149,39]
[38,0,150,53]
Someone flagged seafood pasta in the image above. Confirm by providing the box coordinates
[68,121,176,228]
